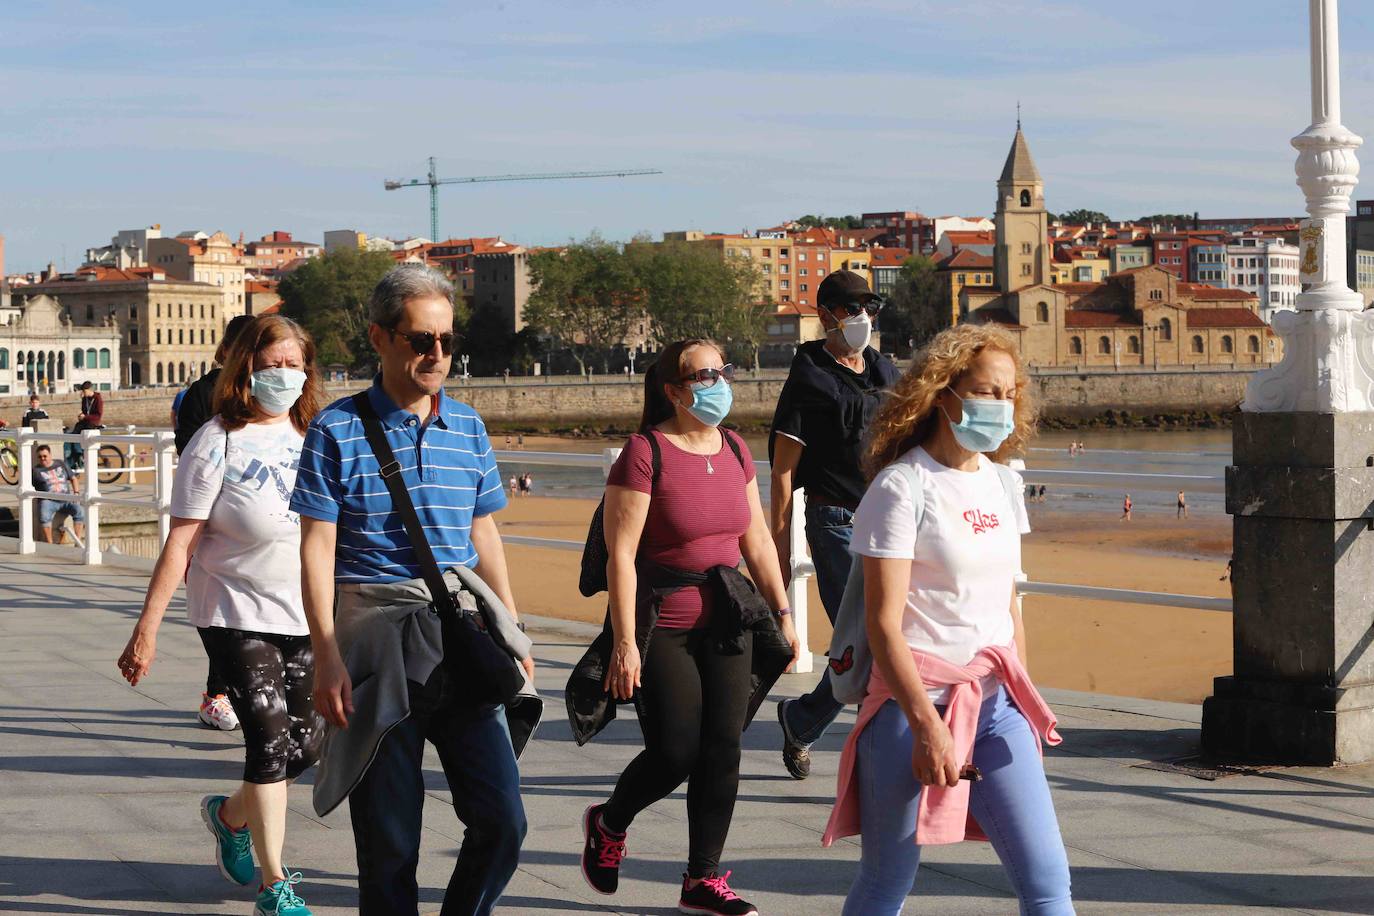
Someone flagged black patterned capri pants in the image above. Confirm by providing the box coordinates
[197,626,325,784]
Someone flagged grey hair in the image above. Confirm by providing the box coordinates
[369,264,455,328]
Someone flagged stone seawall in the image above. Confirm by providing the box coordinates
[0,366,1256,431]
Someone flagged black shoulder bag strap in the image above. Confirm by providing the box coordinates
[351,392,459,622]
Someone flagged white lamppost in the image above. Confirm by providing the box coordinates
[460,354,470,379]
[1246,0,1368,411]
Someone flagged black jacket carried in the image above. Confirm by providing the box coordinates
[566,561,794,746]
[175,368,220,455]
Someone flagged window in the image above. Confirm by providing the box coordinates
[131,361,142,386]
[1159,317,1172,340]
[130,303,138,320]
[780,248,789,257]
[1021,242,1032,255]
[799,268,808,276]
[1069,336,1082,355]
[156,303,161,318]
[87,304,94,321]
[1192,335,1205,353]
[178,330,184,345]
[156,329,162,345]
[178,303,183,319]
[199,304,205,319]
[780,264,789,274]
[157,363,164,384]
[0,348,6,370]
[1221,335,1234,353]
[99,349,110,369]
[1020,190,1031,207]
[130,327,139,346]
[800,283,808,292]
[1098,336,1111,354]
[1021,263,1032,276]
[780,280,790,290]
[200,329,206,345]
[86,348,97,367]
[1036,301,1049,323]
[957,273,967,284]
[1248,335,1260,353]
[73,349,83,369]
[210,329,216,344]
[1127,336,1141,354]
[1149,289,1162,301]
[797,252,807,261]
[762,249,771,258]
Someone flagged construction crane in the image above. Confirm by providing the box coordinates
[384,157,663,242]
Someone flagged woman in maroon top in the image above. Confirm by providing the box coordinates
[580,339,799,916]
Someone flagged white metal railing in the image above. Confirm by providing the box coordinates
[14,426,176,565]
[493,448,1234,645]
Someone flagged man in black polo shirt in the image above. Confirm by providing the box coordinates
[769,269,900,780]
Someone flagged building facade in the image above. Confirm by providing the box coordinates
[1226,237,1301,321]
[148,231,247,320]
[243,231,322,275]
[17,268,223,387]
[0,294,122,395]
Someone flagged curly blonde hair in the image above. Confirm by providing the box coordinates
[863,323,1037,479]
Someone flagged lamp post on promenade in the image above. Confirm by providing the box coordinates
[1202,0,1374,764]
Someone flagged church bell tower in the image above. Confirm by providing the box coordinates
[995,119,1051,292]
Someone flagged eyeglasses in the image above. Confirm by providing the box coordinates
[679,364,736,387]
[388,327,457,356]
[833,299,884,318]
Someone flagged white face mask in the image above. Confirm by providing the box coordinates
[828,312,872,354]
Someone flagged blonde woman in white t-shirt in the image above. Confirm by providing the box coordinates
[824,324,1074,915]
[116,315,327,916]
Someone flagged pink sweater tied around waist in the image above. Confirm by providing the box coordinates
[822,643,1061,848]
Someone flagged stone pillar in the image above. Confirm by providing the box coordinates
[1202,0,1374,765]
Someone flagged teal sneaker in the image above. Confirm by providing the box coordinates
[200,794,255,885]
[254,872,312,916]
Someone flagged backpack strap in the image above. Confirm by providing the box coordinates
[721,428,747,471]
[992,462,1029,532]
[645,429,663,485]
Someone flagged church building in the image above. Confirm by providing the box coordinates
[962,125,1279,369]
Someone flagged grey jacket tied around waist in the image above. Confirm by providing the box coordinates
[311,565,536,817]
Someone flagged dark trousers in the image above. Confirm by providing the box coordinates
[603,627,753,877]
[348,665,527,916]
[783,503,856,745]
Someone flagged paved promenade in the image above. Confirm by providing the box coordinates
[1,550,1371,915]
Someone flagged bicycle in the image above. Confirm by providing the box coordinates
[0,436,17,486]
[64,426,127,485]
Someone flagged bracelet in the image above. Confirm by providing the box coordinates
[773,606,792,618]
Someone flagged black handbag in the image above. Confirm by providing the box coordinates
[352,392,526,709]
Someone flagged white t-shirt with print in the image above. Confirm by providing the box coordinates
[171,416,307,636]
[850,445,1029,703]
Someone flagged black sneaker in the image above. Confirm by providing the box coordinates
[777,699,811,780]
[678,871,758,916]
[580,803,627,895]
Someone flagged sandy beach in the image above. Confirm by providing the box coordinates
[495,487,1233,705]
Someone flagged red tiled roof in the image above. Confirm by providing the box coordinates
[943,230,994,245]
[1180,284,1255,301]
[941,249,992,270]
[1055,282,1103,294]
[245,280,278,293]
[868,247,911,267]
[1185,308,1267,329]
[971,308,1026,329]
[1064,310,1143,328]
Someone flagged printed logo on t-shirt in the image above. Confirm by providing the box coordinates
[962,508,1000,534]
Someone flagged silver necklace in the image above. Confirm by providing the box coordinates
[705,454,714,474]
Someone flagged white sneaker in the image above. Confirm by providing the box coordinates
[198,693,240,731]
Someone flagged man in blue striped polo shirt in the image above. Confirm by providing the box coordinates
[293,264,530,916]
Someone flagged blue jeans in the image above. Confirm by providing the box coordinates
[348,666,527,916]
[783,502,855,745]
[843,688,1074,916]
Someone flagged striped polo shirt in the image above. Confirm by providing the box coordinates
[289,378,507,583]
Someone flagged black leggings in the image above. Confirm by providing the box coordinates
[603,627,753,877]
[197,626,324,784]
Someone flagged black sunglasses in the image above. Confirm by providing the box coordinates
[833,299,884,318]
[679,364,736,387]
[388,327,457,356]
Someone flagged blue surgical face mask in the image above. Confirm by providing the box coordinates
[250,367,307,415]
[941,392,1014,453]
[682,379,733,427]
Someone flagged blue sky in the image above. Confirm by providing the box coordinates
[4,1,1373,272]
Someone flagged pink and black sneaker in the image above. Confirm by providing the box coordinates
[580,803,627,895]
[678,870,759,916]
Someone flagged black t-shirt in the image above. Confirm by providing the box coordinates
[770,340,901,506]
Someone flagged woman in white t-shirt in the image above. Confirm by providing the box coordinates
[117,315,326,916]
[825,324,1074,915]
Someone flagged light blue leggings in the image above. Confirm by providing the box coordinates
[843,687,1074,916]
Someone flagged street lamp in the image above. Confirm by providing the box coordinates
[628,349,637,376]
[460,354,470,378]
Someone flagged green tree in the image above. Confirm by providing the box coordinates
[794,214,863,230]
[1137,212,1196,227]
[882,255,946,355]
[522,235,641,375]
[277,247,420,370]
[628,241,770,368]
[1058,208,1111,225]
